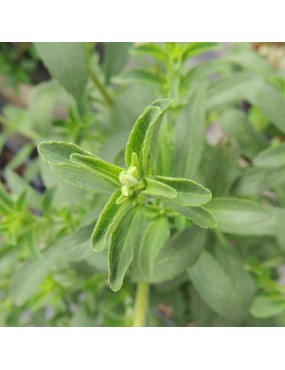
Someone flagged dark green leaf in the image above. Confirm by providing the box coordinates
[108,206,143,292]
[91,190,126,251]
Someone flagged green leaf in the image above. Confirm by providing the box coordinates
[136,216,170,277]
[250,296,285,318]
[181,42,220,63]
[222,51,272,76]
[253,142,285,168]
[132,226,206,284]
[155,175,212,206]
[11,225,94,305]
[131,43,167,62]
[175,86,206,179]
[104,42,132,84]
[51,163,116,194]
[233,166,285,196]
[38,141,92,166]
[34,42,88,98]
[114,69,164,85]
[205,197,275,235]
[141,177,177,200]
[188,251,247,321]
[215,244,256,311]
[125,99,171,173]
[91,190,126,251]
[165,201,217,228]
[70,153,123,186]
[207,72,262,109]
[108,206,143,291]
[0,182,13,213]
[247,84,285,134]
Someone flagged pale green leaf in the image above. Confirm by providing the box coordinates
[175,86,207,179]
[250,296,285,318]
[131,43,167,62]
[188,251,247,321]
[165,201,217,229]
[205,197,275,235]
[108,206,143,292]
[155,175,212,206]
[253,142,285,168]
[35,42,88,98]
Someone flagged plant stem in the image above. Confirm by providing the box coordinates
[88,66,113,107]
[133,282,149,327]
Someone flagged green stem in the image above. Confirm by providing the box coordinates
[88,66,113,107]
[133,282,149,327]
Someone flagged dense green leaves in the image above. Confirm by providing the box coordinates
[35,42,88,98]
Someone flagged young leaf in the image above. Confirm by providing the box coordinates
[165,201,217,229]
[70,153,123,186]
[175,86,207,179]
[205,197,275,235]
[34,42,88,98]
[188,251,247,321]
[91,190,128,251]
[250,296,285,318]
[108,206,143,292]
[114,69,165,85]
[38,141,92,165]
[141,178,177,200]
[253,142,285,168]
[51,163,116,194]
[125,99,171,173]
[125,105,162,167]
[131,43,168,62]
[155,175,212,206]
[181,42,220,63]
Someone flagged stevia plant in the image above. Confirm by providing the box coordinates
[38,98,216,293]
